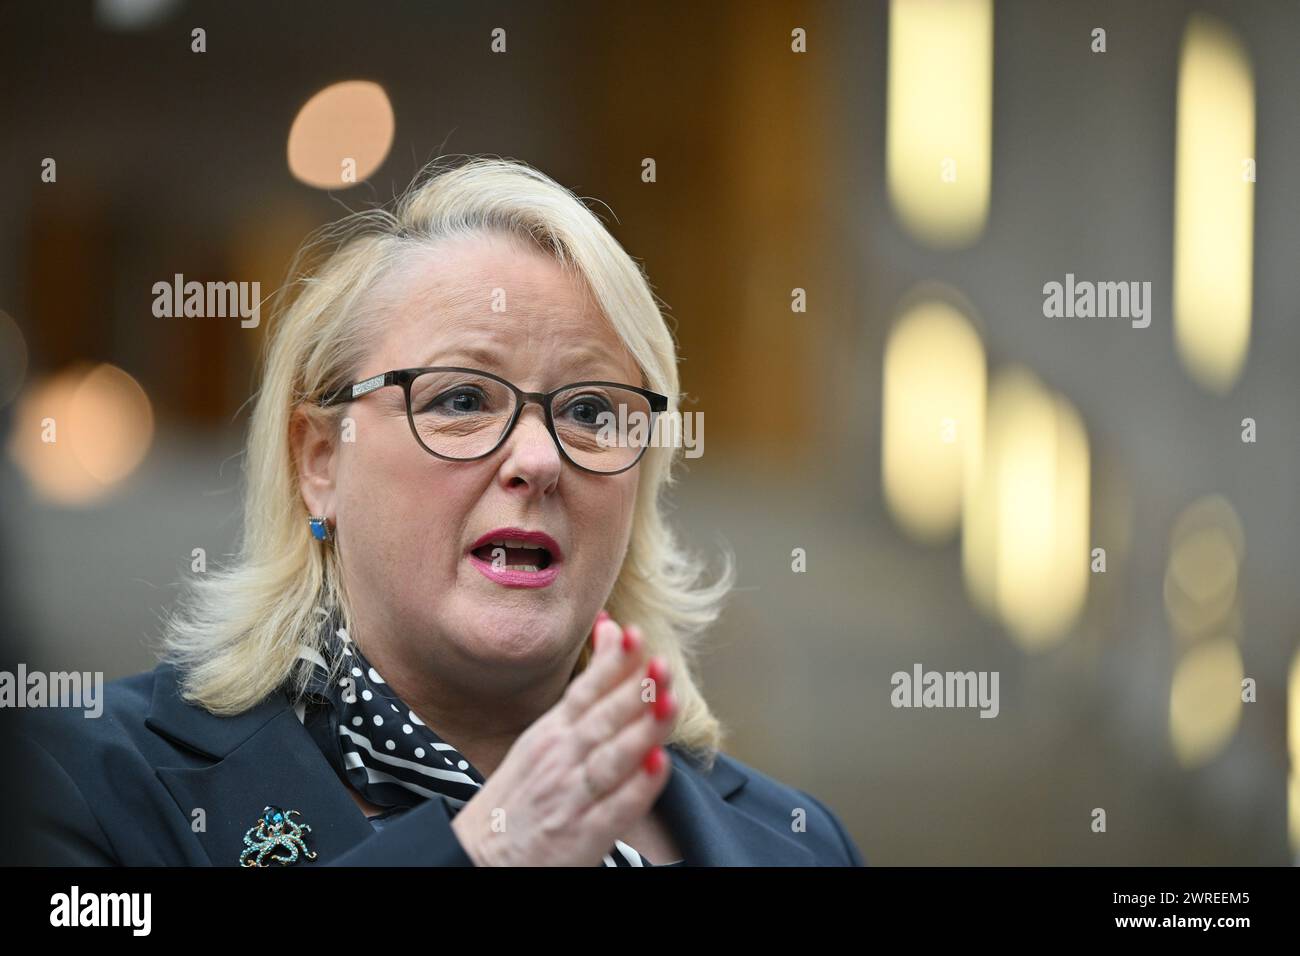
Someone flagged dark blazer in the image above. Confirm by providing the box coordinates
[2,662,865,866]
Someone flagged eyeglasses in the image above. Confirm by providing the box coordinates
[319,367,669,475]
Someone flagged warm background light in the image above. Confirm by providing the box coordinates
[1173,13,1254,394]
[287,80,395,190]
[962,367,1090,650]
[7,363,155,504]
[1163,495,1244,644]
[881,297,986,543]
[1169,637,1243,767]
[886,0,993,248]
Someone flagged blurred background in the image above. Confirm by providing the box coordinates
[1,0,1298,864]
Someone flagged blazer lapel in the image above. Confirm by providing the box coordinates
[146,665,374,866]
[657,745,814,866]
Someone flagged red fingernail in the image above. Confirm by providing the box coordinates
[653,689,675,722]
[621,626,639,654]
[646,656,665,686]
[643,746,664,774]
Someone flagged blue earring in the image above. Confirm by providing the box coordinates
[308,516,332,542]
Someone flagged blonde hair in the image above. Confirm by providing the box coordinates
[158,156,735,766]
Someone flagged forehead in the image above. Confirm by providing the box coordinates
[366,230,640,385]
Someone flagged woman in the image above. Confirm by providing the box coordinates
[5,157,865,867]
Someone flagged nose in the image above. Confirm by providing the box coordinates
[497,401,562,494]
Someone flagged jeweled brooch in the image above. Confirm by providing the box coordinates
[239,805,318,867]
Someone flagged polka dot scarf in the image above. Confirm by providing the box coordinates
[296,611,682,866]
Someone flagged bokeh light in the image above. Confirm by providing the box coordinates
[7,363,155,504]
[886,0,993,248]
[93,0,182,31]
[1169,637,1243,767]
[882,296,986,544]
[1163,495,1245,643]
[1173,13,1254,394]
[287,80,395,190]
[962,367,1090,650]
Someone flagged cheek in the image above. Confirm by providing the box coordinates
[340,417,474,566]
[588,474,639,558]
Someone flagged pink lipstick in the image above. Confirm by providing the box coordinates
[466,527,563,589]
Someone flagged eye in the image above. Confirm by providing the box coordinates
[558,393,613,426]
[426,387,485,414]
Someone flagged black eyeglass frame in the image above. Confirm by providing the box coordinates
[319,366,669,476]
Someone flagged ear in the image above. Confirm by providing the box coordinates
[290,405,339,520]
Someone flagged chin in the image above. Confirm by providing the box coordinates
[458,609,571,658]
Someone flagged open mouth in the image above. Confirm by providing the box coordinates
[470,540,554,572]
